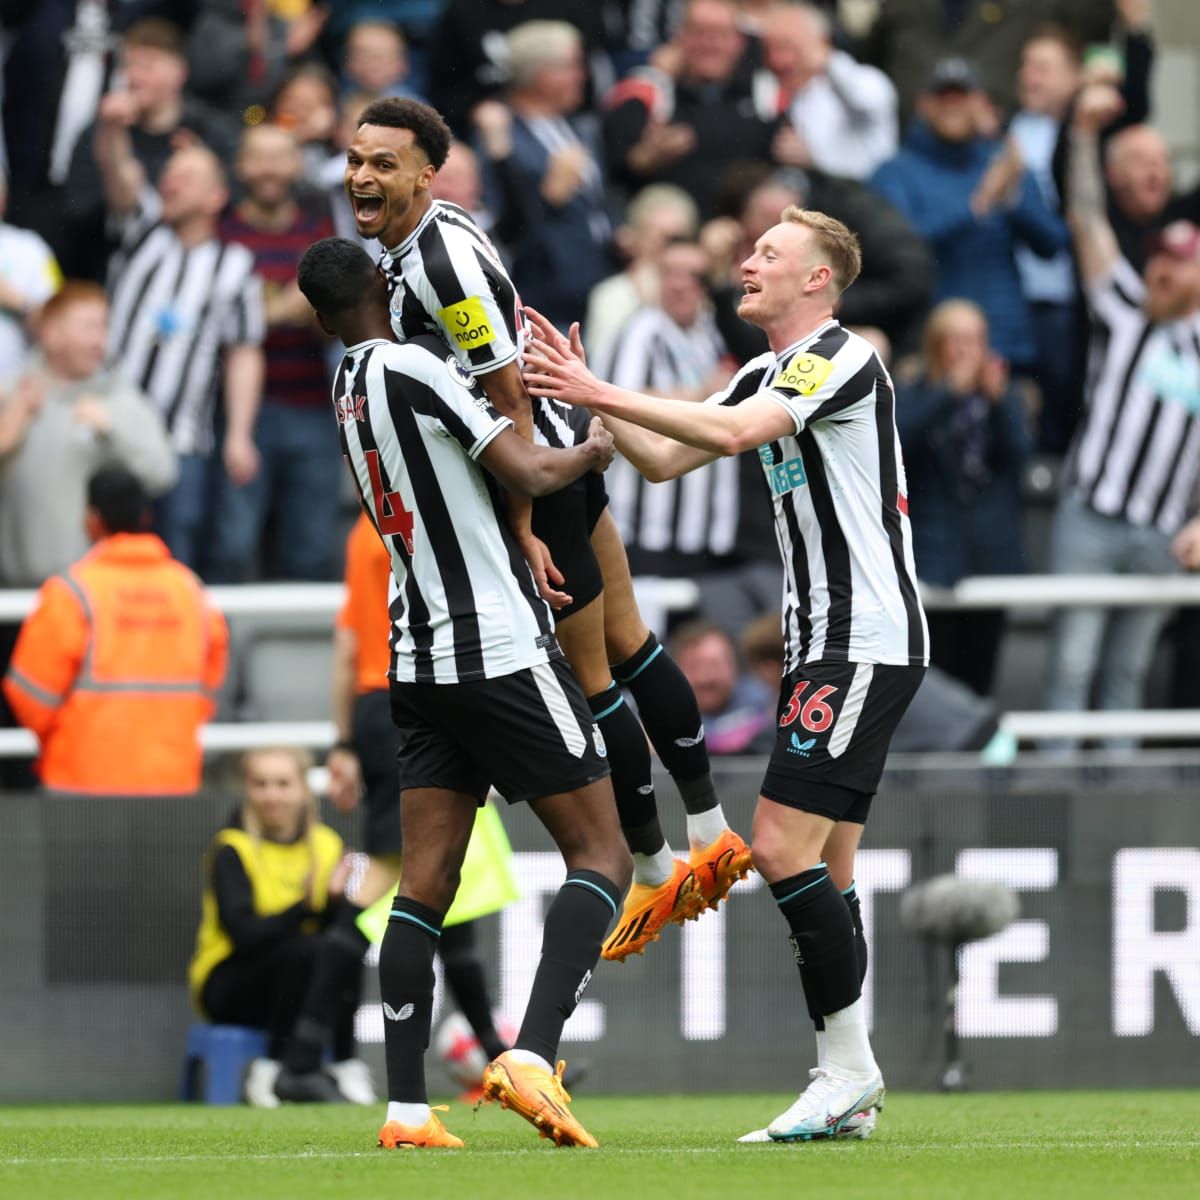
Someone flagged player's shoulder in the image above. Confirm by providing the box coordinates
[772,324,880,392]
[371,335,485,397]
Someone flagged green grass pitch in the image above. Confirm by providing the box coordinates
[2,1093,1197,1200]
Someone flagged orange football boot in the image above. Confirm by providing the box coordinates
[480,1052,598,1148]
[601,858,703,962]
[377,1106,464,1149]
[689,828,754,911]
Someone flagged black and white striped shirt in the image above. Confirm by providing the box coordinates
[383,199,523,378]
[107,188,264,456]
[334,333,558,684]
[598,305,740,571]
[1064,256,1200,535]
[710,320,928,670]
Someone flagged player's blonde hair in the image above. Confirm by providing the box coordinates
[506,21,581,90]
[779,206,862,294]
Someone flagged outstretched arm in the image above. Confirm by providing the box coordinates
[524,308,792,475]
[1067,85,1124,284]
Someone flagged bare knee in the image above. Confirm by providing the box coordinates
[397,859,461,915]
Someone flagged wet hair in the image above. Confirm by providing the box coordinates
[87,467,149,534]
[357,97,451,169]
[297,237,378,317]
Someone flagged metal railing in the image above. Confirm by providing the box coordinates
[1,574,1198,753]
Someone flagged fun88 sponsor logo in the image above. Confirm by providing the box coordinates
[759,444,808,496]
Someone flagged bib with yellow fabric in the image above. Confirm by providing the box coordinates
[187,823,343,1007]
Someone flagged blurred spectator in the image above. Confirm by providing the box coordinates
[0,282,177,586]
[1009,25,1084,453]
[760,2,897,182]
[62,17,235,282]
[2,467,227,795]
[188,746,369,1109]
[428,0,610,137]
[896,300,1031,697]
[430,141,495,236]
[212,123,337,583]
[707,168,933,363]
[603,0,781,220]
[870,58,1068,376]
[326,2,444,99]
[739,609,785,694]
[0,168,62,378]
[341,18,419,101]
[271,62,340,190]
[598,239,739,595]
[856,0,1115,124]
[95,111,265,573]
[184,1,331,115]
[669,619,774,755]
[1044,94,1200,749]
[475,21,612,330]
[583,182,698,363]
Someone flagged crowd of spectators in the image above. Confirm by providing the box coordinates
[2,0,1199,741]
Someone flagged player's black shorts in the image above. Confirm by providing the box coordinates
[530,474,609,622]
[351,688,404,856]
[760,660,925,823]
[388,655,610,805]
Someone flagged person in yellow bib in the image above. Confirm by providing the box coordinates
[188,746,373,1107]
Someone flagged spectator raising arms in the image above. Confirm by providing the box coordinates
[896,300,1032,698]
[0,282,177,587]
[188,746,373,1109]
[2,468,227,796]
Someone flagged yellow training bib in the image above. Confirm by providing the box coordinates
[772,352,834,396]
[438,296,496,351]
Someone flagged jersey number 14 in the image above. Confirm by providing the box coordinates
[364,449,415,554]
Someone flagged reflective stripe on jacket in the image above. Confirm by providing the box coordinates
[2,533,229,794]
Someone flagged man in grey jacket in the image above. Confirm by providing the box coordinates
[0,281,177,586]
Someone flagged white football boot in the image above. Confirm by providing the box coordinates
[764,1067,885,1142]
[326,1059,378,1105]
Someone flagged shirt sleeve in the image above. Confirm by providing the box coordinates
[434,369,513,459]
[1084,255,1146,326]
[222,264,265,346]
[412,220,523,378]
[763,338,880,434]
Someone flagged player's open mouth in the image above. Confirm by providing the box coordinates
[351,191,385,222]
[742,282,761,295]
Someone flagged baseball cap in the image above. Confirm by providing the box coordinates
[1146,220,1200,262]
[927,57,984,95]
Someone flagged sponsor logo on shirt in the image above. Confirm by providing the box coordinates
[1136,346,1200,415]
[765,454,808,496]
[437,295,496,350]
[445,354,477,389]
[771,351,833,396]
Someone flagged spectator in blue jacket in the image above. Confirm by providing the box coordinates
[897,300,1033,698]
[870,58,1068,374]
[474,20,613,330]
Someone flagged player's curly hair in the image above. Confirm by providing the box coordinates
[297,237,378,317]
[358,97,452,170]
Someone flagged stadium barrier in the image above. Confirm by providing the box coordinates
[1,757,1197,1102]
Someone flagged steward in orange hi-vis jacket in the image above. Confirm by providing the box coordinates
[2,468,228,795]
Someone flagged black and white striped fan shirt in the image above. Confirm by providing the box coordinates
[1064,256,1200,535]
[709,320,928,670]
[107,188,264,456]
[334,332,559,684]
[597,305,740,571]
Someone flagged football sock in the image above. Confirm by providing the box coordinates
[823,996,878,1079]
[439,920,507,1061]
[283,901,369,1075]
[613,633,715,797]
[843,881,867,986]
[386,1101,432,1126]
[587,685,665,855]
[505,1048,553,1072]
[770,864,861,1031]
[686,805,729,850]
[632,841,675,887]
[814,1029,827,1069]
[515,869,621,1065]
[379,897,443,1103]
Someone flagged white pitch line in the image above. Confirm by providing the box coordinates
[1,1138,1197,1167]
